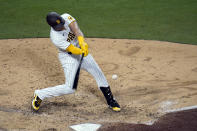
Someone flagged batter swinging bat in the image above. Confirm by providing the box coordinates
[73,53,84,90]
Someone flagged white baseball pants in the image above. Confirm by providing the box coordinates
[35,52,109,100]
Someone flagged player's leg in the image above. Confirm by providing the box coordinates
[32,53,80,111]
[81,54,120,111]
[81,54,108,87]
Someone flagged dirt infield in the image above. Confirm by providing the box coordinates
[99,108,197,131]
[0,38,197,130]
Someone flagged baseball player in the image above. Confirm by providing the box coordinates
[32,12,120,112]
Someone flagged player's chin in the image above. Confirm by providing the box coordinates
[55,27,64,31]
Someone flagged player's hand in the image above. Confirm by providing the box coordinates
[66,44,83,55]
[78,36,88,50]
[80,42,88,57]
[82,47,88,57]
[81,42,88,51]
[84,42,88,50]
[77,36,88,56]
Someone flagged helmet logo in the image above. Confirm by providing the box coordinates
[56,19,61,24]
[68,16,73,21]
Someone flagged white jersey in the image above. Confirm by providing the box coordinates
[50,13,79,52]
[35,13,109,101]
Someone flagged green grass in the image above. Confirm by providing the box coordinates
[0,0,197,44]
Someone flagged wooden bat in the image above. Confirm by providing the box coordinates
[73,53,84,90]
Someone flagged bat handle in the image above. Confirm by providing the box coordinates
[72,53,84,90]
[81,53,84,60]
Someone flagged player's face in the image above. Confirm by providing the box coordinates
[55,27,65,31]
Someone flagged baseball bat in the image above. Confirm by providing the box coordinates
[73,53,84,90]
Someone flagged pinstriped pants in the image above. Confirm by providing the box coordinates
[35,52,109,100]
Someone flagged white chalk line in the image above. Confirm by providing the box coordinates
[165,105,197,113]
[144,104,197,126]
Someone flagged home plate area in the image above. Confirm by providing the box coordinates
[70,106,197,131]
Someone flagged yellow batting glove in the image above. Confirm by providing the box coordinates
[83,42,88,50]
[82,48,88,57]
[82,47,89,57]
[77,36,89,56]
[81,42,88,51]
[66,44,83,55]
[78,36,88,48]
[77,36,84,47]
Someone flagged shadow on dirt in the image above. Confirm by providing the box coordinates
[99,108,197,131]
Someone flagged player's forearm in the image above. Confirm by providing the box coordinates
[66,44,83,55]
[75,29,84,38]
[72,27,83,38]
[69,21,84,37]
[69,21,85,46]
[69,20,88,56]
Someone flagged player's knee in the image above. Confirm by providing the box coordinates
[64,84,75,94]
[69,87,75,93]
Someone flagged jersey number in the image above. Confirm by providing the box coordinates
[67,32,75,42]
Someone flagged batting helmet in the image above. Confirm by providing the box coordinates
[46,12,65,31]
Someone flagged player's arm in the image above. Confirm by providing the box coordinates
[69,21,84,38]
[69,21,88,56]
[66,44,83,55]
[69,21,87,47]
[51,33,83,55]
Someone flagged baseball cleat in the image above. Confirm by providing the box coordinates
[32,94,42,111]
[111,107,121,112]
[100,86,121,112]
[109,99,121,112]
